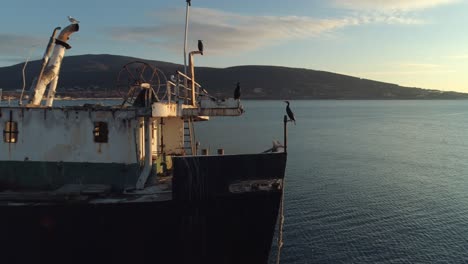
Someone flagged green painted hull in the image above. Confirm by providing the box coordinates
[0,161,140,191]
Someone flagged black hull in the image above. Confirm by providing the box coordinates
[1,193,281,264]
[1,153,287,264]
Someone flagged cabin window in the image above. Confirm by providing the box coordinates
[93,122,108,143]
[3,121,18,143]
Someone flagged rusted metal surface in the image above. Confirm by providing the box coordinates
[183,107,243,117]
[152,102,178,117]
[229,179,283,193]
[57,23,80,43]
[161,117,184,155]
[199,97,241,109]
[0,107,139,163]
[182,97,243,117]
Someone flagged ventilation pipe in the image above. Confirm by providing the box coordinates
[188,50,202,106]
[28,23,79,106]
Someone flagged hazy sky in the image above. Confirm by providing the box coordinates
[1,0,468,92]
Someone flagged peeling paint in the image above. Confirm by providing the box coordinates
[0,107,139,164]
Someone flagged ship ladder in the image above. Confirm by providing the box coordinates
[183,117,196,155]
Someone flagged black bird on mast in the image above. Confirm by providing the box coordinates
[284,101,296,125]
[198,40,204,55]
[234,82,241,100]
[187,0,191,6]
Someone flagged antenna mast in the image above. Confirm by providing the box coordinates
[183,0,191,75]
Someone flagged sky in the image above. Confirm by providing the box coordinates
[1,0,468,92]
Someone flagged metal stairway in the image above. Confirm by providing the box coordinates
[183,118,196,155]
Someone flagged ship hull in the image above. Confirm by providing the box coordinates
[1,192,281,264]
[0,153,286,264]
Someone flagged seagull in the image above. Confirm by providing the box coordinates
[68,16,80,24]
[234,82,241,100]
[262,140,284,153]
[284,101,296,125]
[272,140,284,152]
[198,40,204,55]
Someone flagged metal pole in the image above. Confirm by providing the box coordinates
[183,1,190,75]
[283,115,288,154]
[160,117,165,156]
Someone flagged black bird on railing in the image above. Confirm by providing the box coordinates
[198,40,204,55]
[284,101,296,125]
[234,82,241,100]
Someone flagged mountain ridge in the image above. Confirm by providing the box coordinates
[0,54,466,99]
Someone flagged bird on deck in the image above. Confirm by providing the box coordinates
[234,82,241,100]
[68,16,80,24]
[284,101,296,125]
[198,40,204,55]
[262,140,284,153]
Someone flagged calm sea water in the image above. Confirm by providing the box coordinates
[9,99,468,263]
[195,100,468,264]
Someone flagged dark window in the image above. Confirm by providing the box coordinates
[93,122,108,143]
[3,121,18,143]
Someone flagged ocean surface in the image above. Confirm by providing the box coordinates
[8,99,468,263]
[194,100,468,264]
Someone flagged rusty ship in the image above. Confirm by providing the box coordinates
[0,1,288,263]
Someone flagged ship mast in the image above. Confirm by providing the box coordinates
[183,0,191,75]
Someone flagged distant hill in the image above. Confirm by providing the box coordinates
[0,54,466,99]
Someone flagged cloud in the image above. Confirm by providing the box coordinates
[331,0,459,27]
[444,54,468,60]
[357,14,425,25]
[329,0,462,30]
[400,63,443,69]
[108,8,356,55]
[332,0,459,11]
[353,69,456,79]
[354,62,454,76]
[0,34,43,55]
[108,7,430,56]
[107,0,459,56]
[0,34,44,65]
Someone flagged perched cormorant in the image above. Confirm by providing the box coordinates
[187,0,191,6]
[234,82,241,100]
[198,40,204,55]
[284,101,296,125]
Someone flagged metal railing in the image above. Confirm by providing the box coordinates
[160,71,210,106]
